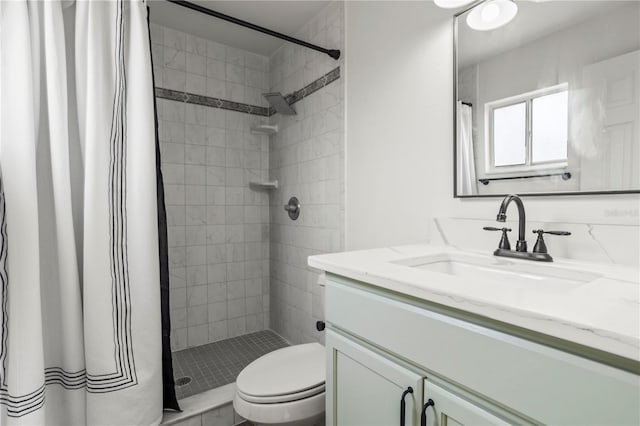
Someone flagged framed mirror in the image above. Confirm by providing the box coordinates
[454,0,640,197]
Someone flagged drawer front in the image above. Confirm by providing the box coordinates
[326,277,640,425]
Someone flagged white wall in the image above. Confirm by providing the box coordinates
[345,1,450,250]
[345,1,640,252]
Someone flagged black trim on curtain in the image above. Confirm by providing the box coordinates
[146,6,180,412]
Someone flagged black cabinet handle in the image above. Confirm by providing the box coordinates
[420,398,435,426]
[400,387,414,426]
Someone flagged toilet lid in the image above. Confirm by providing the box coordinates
[236,343,325,402]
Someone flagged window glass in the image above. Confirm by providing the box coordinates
[532,91,568,163]
[493,102,526,166]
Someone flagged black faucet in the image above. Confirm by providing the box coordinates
[484,194,571,262]
[496,194,527,252]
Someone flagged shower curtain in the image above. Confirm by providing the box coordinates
[0,1,166,424]
[456,101,477,195]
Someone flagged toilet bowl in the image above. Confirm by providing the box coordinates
[233,343,325,426]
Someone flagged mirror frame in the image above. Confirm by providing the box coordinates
[452,1,640,198]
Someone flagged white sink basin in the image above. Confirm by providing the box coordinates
[393,253,600,291]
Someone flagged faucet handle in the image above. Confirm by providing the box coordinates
[483,227,512,250]
[483,226,511,232]
[532,229,571,254]
[533,230,571,236]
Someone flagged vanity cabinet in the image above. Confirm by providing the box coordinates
[326,329,519,426]
[327,331,423,426]
[324,274,640,425]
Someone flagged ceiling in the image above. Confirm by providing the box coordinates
[148,0,331,57]
[458,1,632,68]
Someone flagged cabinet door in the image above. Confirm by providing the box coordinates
[421,381,513,426]
[326,330,424,426]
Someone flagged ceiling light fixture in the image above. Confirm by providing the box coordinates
[434,0,476,9]
[466,0,518,31]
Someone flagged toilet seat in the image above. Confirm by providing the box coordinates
[237,382,325,404]
[233,389,325,426]
[236,342,325,402]
[234,343,326,425]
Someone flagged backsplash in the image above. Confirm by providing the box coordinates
[432,217,640,267]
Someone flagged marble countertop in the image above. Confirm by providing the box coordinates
[309,244,640,363]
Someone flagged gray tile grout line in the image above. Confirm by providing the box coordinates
[173,330,289,399]
[156,67,341,117]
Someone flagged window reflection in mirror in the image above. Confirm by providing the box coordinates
[488,84,568,171]
[455,1,640,197]
[532,90,568,164]
[492,101,526,167]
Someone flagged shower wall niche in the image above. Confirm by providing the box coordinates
[150,25,271,351]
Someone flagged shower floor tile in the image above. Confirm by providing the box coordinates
[172,330,289,400]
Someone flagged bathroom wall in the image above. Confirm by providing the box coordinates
[150,24,271,351]
[345,1,444,250]
[268,1,345,345]
[345,2,640,263]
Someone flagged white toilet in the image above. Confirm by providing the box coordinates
[233,343,326,426]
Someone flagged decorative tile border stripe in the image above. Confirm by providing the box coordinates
[155,87,270,117]
[282,67,340,110]
[155,66,341,117]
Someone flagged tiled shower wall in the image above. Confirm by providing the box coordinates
[150,24,271,351]
[269,1,345,345]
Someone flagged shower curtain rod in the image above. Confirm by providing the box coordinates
[165,0,341,60]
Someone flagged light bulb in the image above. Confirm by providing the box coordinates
[481,4,500,22]
[466,0,518,31]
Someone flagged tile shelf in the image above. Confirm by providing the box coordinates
[249,180,278,190]
[250,124,278,135]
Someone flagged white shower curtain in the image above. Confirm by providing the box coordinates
[0,1,162,425]
[456,101,477,195]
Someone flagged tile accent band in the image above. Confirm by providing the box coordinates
[283,66,340,109]
[154,87,270,116]
[155,66,340,117]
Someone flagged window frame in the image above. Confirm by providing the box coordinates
[484,83,569,176]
